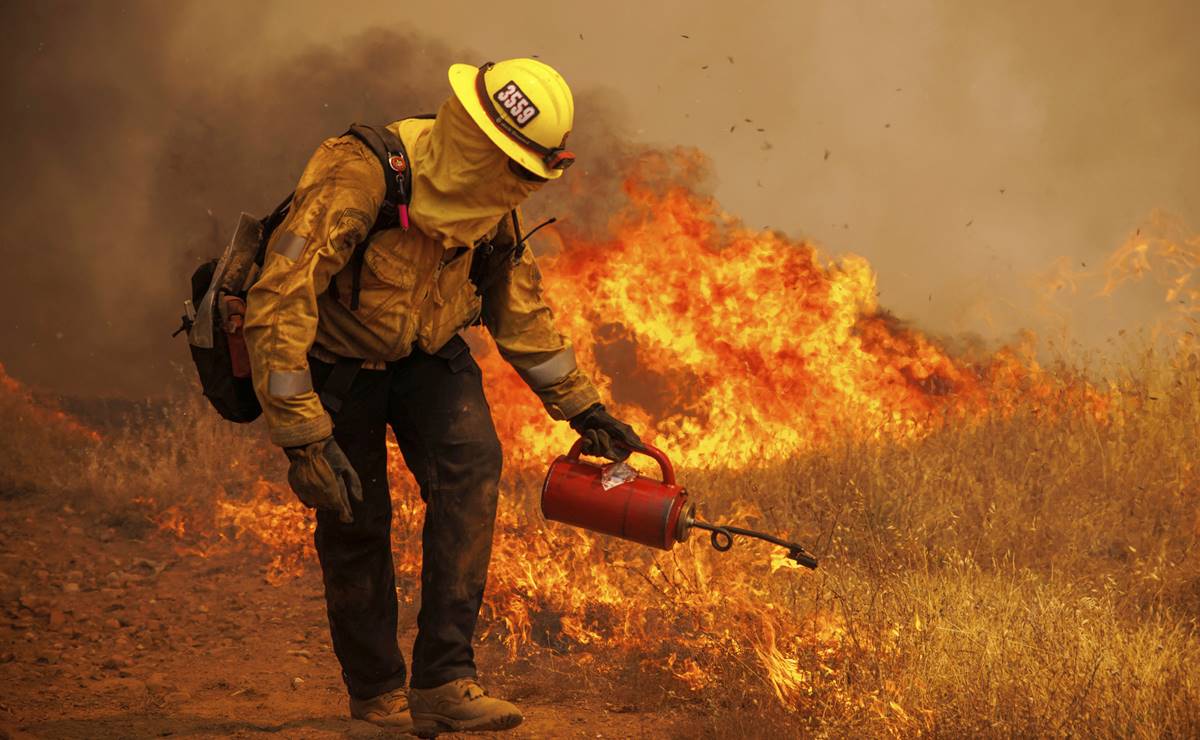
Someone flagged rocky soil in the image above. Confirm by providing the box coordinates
[0,499,680,739]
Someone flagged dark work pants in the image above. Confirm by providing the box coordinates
[309,337,503,698]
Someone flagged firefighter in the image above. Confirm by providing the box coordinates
[243,58,642,734]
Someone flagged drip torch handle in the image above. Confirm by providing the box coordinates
[689,519,819,570]
[566,440,676,486]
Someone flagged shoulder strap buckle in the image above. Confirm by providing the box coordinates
[346,123,413,232]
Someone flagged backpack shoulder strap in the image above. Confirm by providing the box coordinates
[254,191,295,268]
[336,119,432,310]
[345,123,413,232]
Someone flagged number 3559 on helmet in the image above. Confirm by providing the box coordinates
[448,57,576,180]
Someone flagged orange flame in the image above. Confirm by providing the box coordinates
[0,362,101,443]
[1101,210,1200,348]
[478,153,1104,469]
[1035,209,1200,352]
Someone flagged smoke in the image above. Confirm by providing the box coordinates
[0,1,658,397]
[2,1,1197,398]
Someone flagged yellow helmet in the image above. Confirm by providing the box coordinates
[448,58,575,180]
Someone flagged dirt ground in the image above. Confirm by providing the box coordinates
[0,498,681,739]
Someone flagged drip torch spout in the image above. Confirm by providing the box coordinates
[686,516,819,570]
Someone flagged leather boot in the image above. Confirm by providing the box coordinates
[349,686,414,731]
[409,678,523,735]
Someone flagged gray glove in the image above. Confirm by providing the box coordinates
[569,404,644,462]
[283,437,363,524]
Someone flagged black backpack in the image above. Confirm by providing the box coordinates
[175,123,420,423]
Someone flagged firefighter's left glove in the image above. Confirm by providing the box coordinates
[283,437,363,524]
[569,404,644,462]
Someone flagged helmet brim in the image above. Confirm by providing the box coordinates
[448,63,565,181]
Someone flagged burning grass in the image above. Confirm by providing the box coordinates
[3,157,1198,736]
[4,348,1196,736]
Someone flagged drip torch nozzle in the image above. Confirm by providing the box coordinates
[686,515,819,570]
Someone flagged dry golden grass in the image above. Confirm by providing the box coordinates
[678,350,1200,737]
[0,376,277,539]
[2,350,1197,737]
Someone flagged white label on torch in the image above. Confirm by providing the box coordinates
[600,462,638,491]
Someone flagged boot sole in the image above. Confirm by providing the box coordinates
[349,712,415,732]
[352,717,416,732]
[411,710,522,736]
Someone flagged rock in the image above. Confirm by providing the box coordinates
[36,650,60,664]
[62,583,80,594]
[131,558,168,577]
[101,654,131,670]
[164,689,192,703]
[103,618,121,630]
[290,676,304,690]
[145,672,171,693]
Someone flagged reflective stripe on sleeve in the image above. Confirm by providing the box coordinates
[516,348,577,390]
[268,369,313,398]
[273,231,307,261]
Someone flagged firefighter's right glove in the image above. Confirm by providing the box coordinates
[283,437,363,524]
[569,404,644,462]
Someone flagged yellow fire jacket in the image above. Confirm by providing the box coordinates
[244,99,600,448]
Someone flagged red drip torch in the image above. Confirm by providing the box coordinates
[541,442,818,569]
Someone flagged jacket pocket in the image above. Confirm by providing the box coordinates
[363,243,418,291]
[349,244,420,356]
[419,250,482,353]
